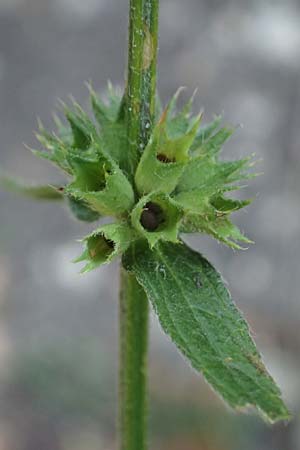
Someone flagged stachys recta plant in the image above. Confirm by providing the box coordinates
[0,1,290,449]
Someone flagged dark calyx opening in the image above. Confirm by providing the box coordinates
[140,202,165,232]
[157,153,176,163]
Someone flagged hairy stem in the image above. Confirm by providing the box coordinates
[119,1,159,450]
[126,0,159,161]
[119,269,149,450]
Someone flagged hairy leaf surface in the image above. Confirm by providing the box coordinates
[123,240,290,423]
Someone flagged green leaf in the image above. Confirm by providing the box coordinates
[131,192,183,248]
[123,241,291,423]
[0,175,63,200]
[75,222,136,273]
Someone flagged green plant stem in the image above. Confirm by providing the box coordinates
[126,0,159,160]
[119,1,159,450]
[119,269,149,450]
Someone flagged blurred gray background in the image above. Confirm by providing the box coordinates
[0,0,300,449]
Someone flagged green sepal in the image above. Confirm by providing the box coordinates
[175,190,252,214]
[0,174,63,200]
[34,121,71,175]
[88,84,135,178]
[88,82,121,125]
[135,111,201,195]
[165,88,196,139]
[210,195,253,213]
[123,240,291,423]
[52,113,73,145]
[66,152,134,217]
[192,126,234,158]
[67,197,101,222]
[63,100,98,151]
[75,222,136,273]
[175,189,252,249]
[181,213,252,249]
[131,192,183,248]
[190,116,225,153]
[177,154,254,194]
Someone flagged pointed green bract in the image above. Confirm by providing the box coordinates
[34,122,72,174]
[88,83,135,179]
[123,240,290,423]
[172,123,256,247]
[190,115,223,152]
[177,153,253,194]
[175,190,253,248]
[181,213,252,249]
[76,222,136,273]
[0,174,63,200]
[165,88,196,139]
[63,102,98,150]
[192,126,234,157]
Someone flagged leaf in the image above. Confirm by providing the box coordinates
[131,192,183,248]
[75,222,136,273]
[0,175,63,200]
[123,240,290,423]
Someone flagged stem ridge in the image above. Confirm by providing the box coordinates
[119,1,159,450]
